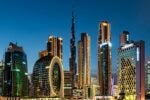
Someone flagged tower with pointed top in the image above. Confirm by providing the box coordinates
[69,12,77,88]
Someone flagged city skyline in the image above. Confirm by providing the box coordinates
[0,0,150,74]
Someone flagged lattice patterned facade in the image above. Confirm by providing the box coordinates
[118,46,136,98]
[145,61,150,94]
[118,40,145,100]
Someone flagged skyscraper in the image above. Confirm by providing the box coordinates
[78,33,91,89]
[78,33,91,98]
[145,60,150,95]
[3,42,28,97]
[69,12,77,88]
[32,36,64,98]
[118,32,145,100]
[98,21,112,96]
[64,70,73,98]
[0,61,4,95]
[39,36,63,59]
[120,31,129,46]
[47,36,63,59]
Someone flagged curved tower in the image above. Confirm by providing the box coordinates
[32,56,64,98]
[49,56,64,97]
[32,36,64,98]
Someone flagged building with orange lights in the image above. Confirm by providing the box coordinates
[98,21,112,96]
[78,33,91,98]
[118,32,145,100]
[32,36,64,98]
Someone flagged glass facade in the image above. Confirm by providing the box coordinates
[69,12,77,88]
[32,36,64,98]
[118,46,136,99]
[51,63,61,94]
[101,44,110,95]
[118,40,145,100]
[145,61,150,93]
[32,56,64,98]
[32,56,50,97]
[98,21,112,96]
[3,43,28,97]
[78,33,90,90]
[0,62,4,95]
[64,71,73,98]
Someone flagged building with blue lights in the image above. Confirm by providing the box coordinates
[98,21,112,96]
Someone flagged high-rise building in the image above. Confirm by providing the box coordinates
[64,70,73,98]
[47,36,63,59]
[39,36,63,59]
[78,33,91,99]
[0,61,4,95]
[32,36,64,98]
[118,32,145,100]
[120,31,129,46]
[69,12,77,88]
[145,60,150,94]
[78,33,91,89]
[98,21,112,96]
[111,73,118,98]
[28,73,33,97]
[3,42,28,97]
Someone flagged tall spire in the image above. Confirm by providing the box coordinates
[71,11,75,40]
[70,11,76,59]
[69,11,77,88]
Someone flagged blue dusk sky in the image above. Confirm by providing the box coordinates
[0,0,150,75]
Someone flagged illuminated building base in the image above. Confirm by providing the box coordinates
[21,98,62,100]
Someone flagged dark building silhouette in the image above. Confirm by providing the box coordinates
[98,21,112,96]
[3,42,28,97]
[0,61,4,95]
[69,12,77,88]
[120,31,130,46]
